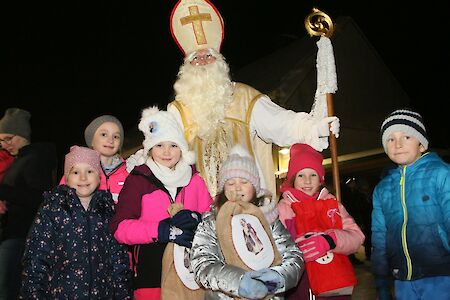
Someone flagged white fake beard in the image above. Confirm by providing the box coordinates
[174,54,233,139]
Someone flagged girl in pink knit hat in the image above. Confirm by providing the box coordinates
[278,143,365,300]
[22,146,132,299]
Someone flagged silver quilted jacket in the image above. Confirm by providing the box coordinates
[190,199,304,299]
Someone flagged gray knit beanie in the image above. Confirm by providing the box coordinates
[84,115,124,150]
[0,108,31,140]
[381,108,428,151]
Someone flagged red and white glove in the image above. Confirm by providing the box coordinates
[296,232,337,262]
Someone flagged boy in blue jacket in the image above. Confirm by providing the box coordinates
[372,109,450,300]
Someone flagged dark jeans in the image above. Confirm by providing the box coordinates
[0,238,25,300]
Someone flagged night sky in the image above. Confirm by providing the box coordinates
[1,0,448,175]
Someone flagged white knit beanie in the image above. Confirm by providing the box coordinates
[217,145,261,196]
[381,109,428,151]
[138,106,195,165]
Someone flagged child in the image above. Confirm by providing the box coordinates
[190,145,303,299]
[372,109,450,300]
[21,146,132,299]
[109,106,212,300]
[277,143,365,299]
[60,115,128,203]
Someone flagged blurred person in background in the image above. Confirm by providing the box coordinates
[0,108,57,300]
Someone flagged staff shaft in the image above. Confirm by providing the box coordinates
[326,93,341,202]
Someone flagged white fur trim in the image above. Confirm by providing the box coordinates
[125,149,146,173]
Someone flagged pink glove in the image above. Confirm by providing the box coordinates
[297,232,337,262]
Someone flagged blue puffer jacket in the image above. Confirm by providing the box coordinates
[371,152,450,281]
[21,185,132,299]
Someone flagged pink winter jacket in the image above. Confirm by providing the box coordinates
[110,164,212,245]
[278,187,365,255]
[60,158,128,203]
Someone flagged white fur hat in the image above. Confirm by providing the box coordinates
[138,106,195,165]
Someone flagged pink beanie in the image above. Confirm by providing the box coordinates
[285,143,325,183]
[64,146,101,180]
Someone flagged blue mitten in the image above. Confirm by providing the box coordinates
[250,268,284,294]
[157,217,172,243]
[238,272,268,299]
[173,227,196,248]
[157,217,196,248]
[171,209,202,231]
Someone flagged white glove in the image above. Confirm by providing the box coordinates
[317,116,340,138]
[330,117,340,138]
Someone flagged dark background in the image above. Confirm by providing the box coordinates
[1,0,448,176]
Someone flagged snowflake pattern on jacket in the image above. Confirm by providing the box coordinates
[21,185,132,299]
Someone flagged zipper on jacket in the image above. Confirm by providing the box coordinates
[102,161,124,192]
[133,245,140,278]
[101,165,111,192]
[86,208,93,299]
[400,166,412,280]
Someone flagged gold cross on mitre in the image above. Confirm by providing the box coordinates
[180,6,212,45]
[170,0,224,56]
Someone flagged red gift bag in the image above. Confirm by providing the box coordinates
[292,198,357,296]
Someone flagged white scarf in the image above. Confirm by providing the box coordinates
[146,157,192,192]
